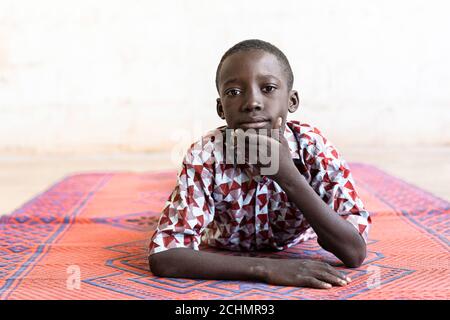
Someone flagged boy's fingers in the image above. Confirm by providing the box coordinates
[315,271,347,287]
[234,129,269,145]
[273,116,282,130]
[300,277,332,289]
[268,117,281,142]
[321,264,350,282]
[233,128,281,163]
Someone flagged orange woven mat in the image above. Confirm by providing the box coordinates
[0,163,448,299]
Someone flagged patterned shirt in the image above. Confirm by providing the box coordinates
[148,120,371,256]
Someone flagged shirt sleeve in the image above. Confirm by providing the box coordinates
[148,140,216,256]
[301,126,372,244]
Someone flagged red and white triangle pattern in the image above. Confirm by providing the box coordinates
[149,120,371,255]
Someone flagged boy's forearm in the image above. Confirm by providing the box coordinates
[276,169,366,268]
[149,248,268,281]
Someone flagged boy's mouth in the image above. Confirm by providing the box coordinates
[238,117,271,129]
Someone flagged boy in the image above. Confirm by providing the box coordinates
[148,39,371,289]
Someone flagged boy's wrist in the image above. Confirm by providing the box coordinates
[250,259,271,283]
[272,163,304,189]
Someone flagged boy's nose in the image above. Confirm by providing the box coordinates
[242,90,263,112]
[243,101,262,112]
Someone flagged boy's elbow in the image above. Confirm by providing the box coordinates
[148,254,167,277]
[343,257,364,268]
[149,250,183,277]
[343,247,366,268]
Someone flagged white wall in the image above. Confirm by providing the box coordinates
[0,0,449,154]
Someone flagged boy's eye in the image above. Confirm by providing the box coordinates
[226,89,241,96]
[262,85,277,93]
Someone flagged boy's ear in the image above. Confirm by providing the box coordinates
[288,90,300,113]
[216,98,225,119]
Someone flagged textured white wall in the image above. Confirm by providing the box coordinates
[0,0,449,154]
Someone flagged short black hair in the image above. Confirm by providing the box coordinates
[215,39,294,92]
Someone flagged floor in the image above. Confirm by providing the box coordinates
[1,146,449,216]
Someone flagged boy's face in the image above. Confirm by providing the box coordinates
[216,49,299,131]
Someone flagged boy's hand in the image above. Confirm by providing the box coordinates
[233,117,298,183]
[259,258,352,289]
